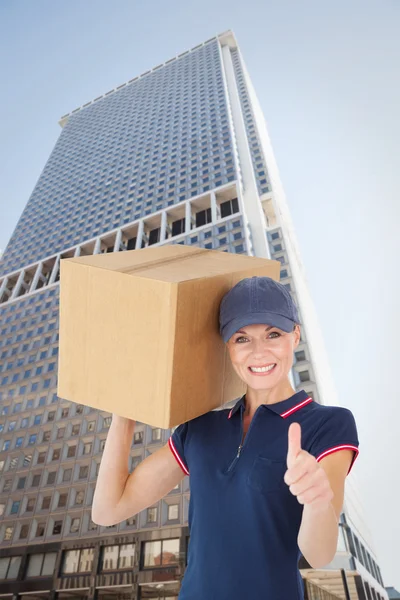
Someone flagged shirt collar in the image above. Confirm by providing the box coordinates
[227,390,313,420]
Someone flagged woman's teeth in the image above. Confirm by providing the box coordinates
[249,364,276,373]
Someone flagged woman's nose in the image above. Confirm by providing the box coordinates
[252,338,271,354]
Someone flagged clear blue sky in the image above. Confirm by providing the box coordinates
[1,0,399,590]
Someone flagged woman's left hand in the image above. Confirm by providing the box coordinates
[284,422,334,512]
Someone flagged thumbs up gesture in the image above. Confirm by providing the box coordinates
[284,422,334,512]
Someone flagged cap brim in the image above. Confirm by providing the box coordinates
[221,312,296,343]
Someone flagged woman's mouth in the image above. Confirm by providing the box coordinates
[248,364,277,376]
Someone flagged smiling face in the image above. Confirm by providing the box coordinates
[226,322,301,392]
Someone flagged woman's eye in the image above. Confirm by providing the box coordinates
[234,332,280,343]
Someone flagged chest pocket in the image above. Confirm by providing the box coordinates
[247,456,287,494]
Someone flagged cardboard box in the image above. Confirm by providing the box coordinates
[57,245,280,428]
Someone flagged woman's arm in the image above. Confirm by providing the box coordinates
[296,449,353,568]
[285,422,354,568]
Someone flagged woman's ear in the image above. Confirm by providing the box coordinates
[293,324,301,348]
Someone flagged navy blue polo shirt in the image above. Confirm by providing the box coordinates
[168,389,359,600]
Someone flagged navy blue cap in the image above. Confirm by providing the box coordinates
[219,276,300,343]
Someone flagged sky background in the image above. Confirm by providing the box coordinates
[1,0,399,591]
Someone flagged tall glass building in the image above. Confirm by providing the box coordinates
[0,31,387,600]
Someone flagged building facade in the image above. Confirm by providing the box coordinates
[0,31,387,600]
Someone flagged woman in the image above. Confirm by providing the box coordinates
[92,276,359,600]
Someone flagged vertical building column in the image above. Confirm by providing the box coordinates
[11,270,25,300]
[114,229,122,252]
[185,201,192,234]
[49,255,61,285]
[210,191,218,223]
[93,238,101,254]
[160,211,167,242]
[220,42,269,259]
[29,262,44,293]
[0,276,9,302]
[136,220,144,249]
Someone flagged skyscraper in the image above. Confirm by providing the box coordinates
[0,31,387,599]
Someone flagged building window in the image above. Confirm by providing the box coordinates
[220,197,239,218]
[26,552,57,577]
[47,471,56,485]
[147,507,157,523]
[134,431,143,445]
[31,474,41,487]
[78,465,89,479]
[26,498,35,512]
[148,227,161,245]
[75,491,85,505]
[36,522,46,537]
[143,538,179,568]
[0,555,21,578]
[61,548,94,573]
[295,350,306,362]
[168,504,179,520]
[152,428,162,442]
[170,218,185,237]
[17,477,26,490]
[67,445,76,458]
[101,543,135,571]
[37,452,46,464]
[41,495,51,510]
[71,424,80,436]
[42,430,51,442]
[52,448,61,461]
[70,517,80,534]
[58,493,67,508]
[4,526,13,541]
[63,468,72,482]
[299,370,310,382]
[19,524,29,539]
[53,520,63,535]
[195,207,212,227]
[10,456,19,468]
[11,501,20,515]
[83,442,92,455]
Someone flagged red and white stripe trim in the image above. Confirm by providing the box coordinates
[280,396,313,418]
[228,395,313,419]
[316,444,359,474]
[168,437,189,476]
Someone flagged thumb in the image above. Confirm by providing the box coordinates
[287,422,302,469]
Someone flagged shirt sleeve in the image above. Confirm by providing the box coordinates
[309,407,359,475]
[168,422,190,476]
